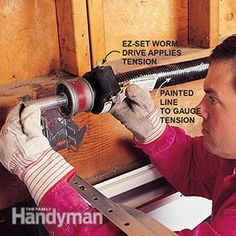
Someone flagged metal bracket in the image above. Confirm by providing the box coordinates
[70,175,177,236]
[41,108,87,152]
[70,175,158,236]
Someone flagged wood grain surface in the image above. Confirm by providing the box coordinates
[0,0,60,84]
[56,0,91,75]
[189,0,219,48]
[219,0,236,38]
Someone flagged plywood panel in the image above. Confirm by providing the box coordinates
[56,0,91,75]
[219,0,236,37]
[87,0,188,64]
[0,0,60,84]
[189,0,219,48]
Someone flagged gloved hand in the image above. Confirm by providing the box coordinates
[110,84,166,144]
[0,104,74,204]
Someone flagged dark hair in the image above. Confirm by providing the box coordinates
[209,34,236,91]
[209,34,236,63]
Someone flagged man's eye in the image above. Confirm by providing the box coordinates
[209,96,218,104]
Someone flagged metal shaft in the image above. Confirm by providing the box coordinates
[24,57,209,116]
[25,95,68,111]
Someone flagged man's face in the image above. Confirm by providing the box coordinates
[196,59,236,158]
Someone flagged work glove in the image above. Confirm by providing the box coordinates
[0,104,74,204]
[110,84,166,144]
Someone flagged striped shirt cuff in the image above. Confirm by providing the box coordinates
[135,108,166,144]
[23,149,74,205]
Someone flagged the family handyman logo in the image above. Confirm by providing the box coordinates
[12,207,103,227]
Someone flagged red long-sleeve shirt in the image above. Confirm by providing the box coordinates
[39,125,236,235]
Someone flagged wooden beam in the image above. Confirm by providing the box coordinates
[189,0,219,48]
[55,0,91,75]
[86,0,107,67]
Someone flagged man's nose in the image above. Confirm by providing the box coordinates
[195,99,208,119]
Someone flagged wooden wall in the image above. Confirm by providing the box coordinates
[56,0,236,72]
[1,0,235,81]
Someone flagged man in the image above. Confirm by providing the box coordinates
[0,34,236,235]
